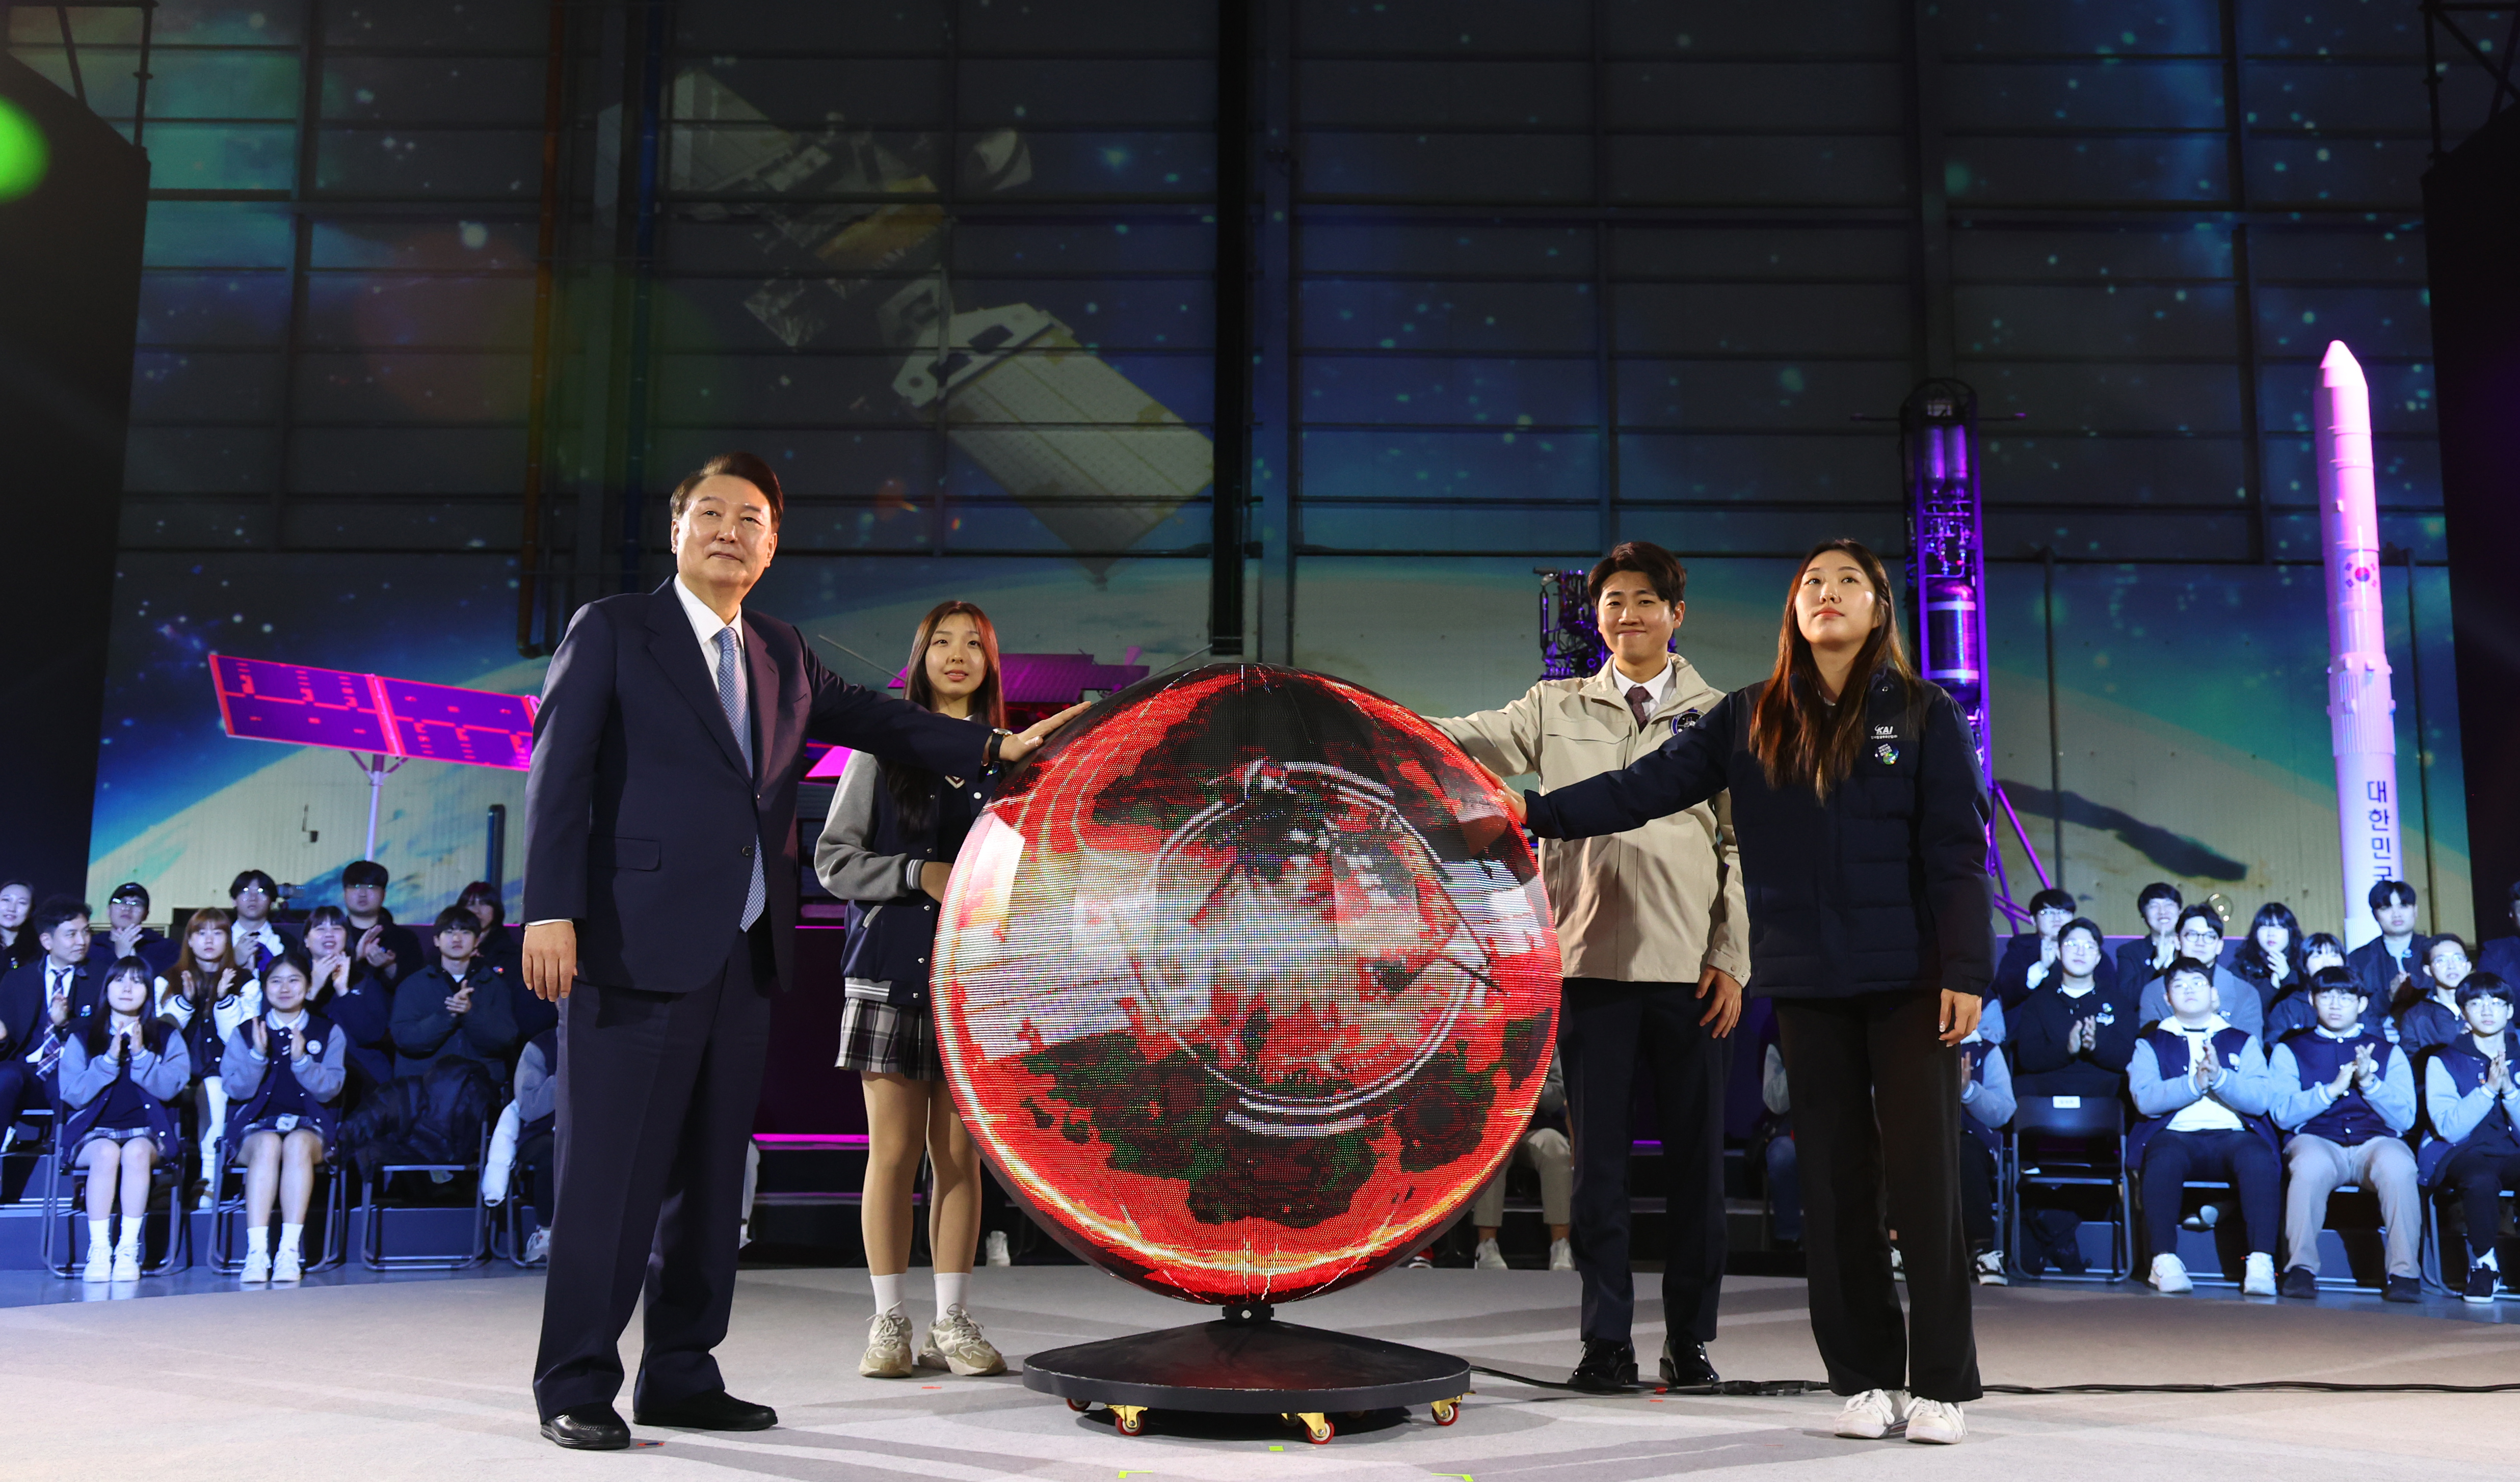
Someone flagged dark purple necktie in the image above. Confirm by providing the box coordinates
[1626,685,1653,732]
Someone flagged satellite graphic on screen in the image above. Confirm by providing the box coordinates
[209,653,537,771]
[933,664,1561,1304]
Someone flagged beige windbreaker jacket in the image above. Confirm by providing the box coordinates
[1432,656,1750,988]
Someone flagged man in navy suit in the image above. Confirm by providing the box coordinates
[0,897,106,1143]
[521,451,1072,1450]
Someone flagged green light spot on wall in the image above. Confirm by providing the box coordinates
[0,97,49,202]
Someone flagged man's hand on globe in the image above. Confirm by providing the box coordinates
[998,702,1091,766]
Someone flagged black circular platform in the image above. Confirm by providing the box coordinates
[1021,1306,1471,1434]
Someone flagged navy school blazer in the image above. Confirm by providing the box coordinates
[523,579,991,996]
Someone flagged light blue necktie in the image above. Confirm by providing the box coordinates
[715,626,766,931]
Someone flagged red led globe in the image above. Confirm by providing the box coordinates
[934,664,1561,1304]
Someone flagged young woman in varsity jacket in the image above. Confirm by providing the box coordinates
[219,946,348,1284]
[1502,539,1994,1447]
[58,956,191,1281]
[2264,965,2420,1301]
[812,600,1012,1386]
[2417,972,2520,1303]
[2125,958,2280,1296]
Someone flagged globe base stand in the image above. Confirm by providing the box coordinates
[1021,1302,1472,1444]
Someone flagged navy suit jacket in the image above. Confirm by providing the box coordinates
[0,958,107,1063]
[523,580,989,996]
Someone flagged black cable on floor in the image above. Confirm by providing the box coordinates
[1467,1367,2520,1397]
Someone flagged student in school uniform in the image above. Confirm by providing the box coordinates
[97,882,179,980]
[2265,965,2420,1302]
[1467,1050,1573,1272]
[0,897,108,1149]
[2347,880,2431,1010]
[2418,972,2520,1304]
[2266,933,2348,1042]
[160,907,257,1209]
[1956,1000,2014,1285]
[0,879,37,978]
[2397,934,2478,1057]
[221,946,348,1283]
[1989,890,2078,1014]
[389,907,522,1085]
[2227,902,2307,1030]
[2115,883,2186,998]
[2137,906,2265,1041]
[227,870,300,976]
[2127,957,2280,1296]
[339,860,423,990]
[301,906,394,1107]
[484,1028,559,1265]
[58,956,191,1282]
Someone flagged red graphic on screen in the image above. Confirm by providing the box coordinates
[933,664,1559,1303]
[210,653,536,770]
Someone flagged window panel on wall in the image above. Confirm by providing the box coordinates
[1954,282,2239,358]
[1940,7,2222,54]
[1943,136,2229,207]
[312,130,544,197]
[1300,429,1599,505]
[292,353,532,423]
[133,352,287,421]
[1610,226,1908,281]
[1615,283,1912,357]
[1298,0,1589,56]
[2245,138,2427,207]
[1975,436,2248,514]
[1940,61,2229,131]
[1305,224,1595,277]
[959,59,1215,126]
[1950,222,2232,280]
[1302,279,1596,353]
[281,497,521,550]
[1617,360,1914,431]
[1303,357,1595,427]
[322,56,552,124]
[1963,361,2247,434]
[675,0,947,53]
[1604,63,1902,131]
[1605,136,1910,207]
[1302,134,1595,203]
[289,427,527,493]
[961,0,1216,55]
[316,0,544,50]
[141,202,298,268]
[1617,433,1894,506]
[302,275,536,348]
[2263,436,2438,511]
[124,427,282,493]
[117,499,277,549]
[136,272,294,346]
[1986,507,2257,562]
[1302,61,1590,128]
[1616,506,1907,556]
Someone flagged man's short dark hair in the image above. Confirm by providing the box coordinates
[2308,964,2363,999]
[2058,917,2105,954]
[1586,541,1686,609]
[2137,881,2183,912]
[108,881,149,910]
[230,869,277,900]
[2176,904,2224,941]
[2427,932,2471,964]
[2029,888,2076,917]
[32,896,91,938]
[2368,879,2417,912]
[2456,972,2513,1011]
[669,451,785,531]
[2166,956,2215,989]
[434,905,482,936]
[342,860,389,889]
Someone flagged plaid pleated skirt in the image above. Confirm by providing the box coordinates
[835,987,943,1082]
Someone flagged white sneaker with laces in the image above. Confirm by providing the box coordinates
[985,1230,1012,1267]
[523,1227,551,1264]
[1474,1238,1507,1270]
[1890,1247,1906,1282]
[1835,1388,1908,1439]
[112,1248,142,1282]
[2148,1252,2192,1293]
[1973,1249,2008,1286]
[2241,1252,2276,1297]
[82,1247,113,1284]
[1906,1397,1967,1444]
[1548,1237,1573,1272]
[860,1310,914,1378]
[916,1307,1008,1377]
[241,1251,271,1285]
[273,1249,304,1283]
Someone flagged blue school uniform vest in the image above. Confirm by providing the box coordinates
[2418,1032,2520,1186]
[2128,1023,2277,1169]
[60,1031,183,1153]
[2279,1028,2399,1147]
[224,1009,340,1158]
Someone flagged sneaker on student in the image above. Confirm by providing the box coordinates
[1474,1237,1508,1270]
[273,1249,304,1284]
[2241,1252,2276,1297]
[81,1247,112,1284]
[523,1226,551,1265]
[2465,1263,2501,1305]
[1890,1247,1906,1283]
[1973,1249,2008,1286]
[860,1311,914,1378]
[2147,1252,2192,1294]
[2182,1203,2220,1232]
[1906,1398,1967,1445]
[2278,1265,2318,1300]
[1404,1248,1435,1269]
[1548,1237,1573,1271]
[112,1248,142,1282]
[916,1308,1007,1377]
[985,1230,1013,1267]
[241,1251,271,1285]
[1834,1388,1908,1439]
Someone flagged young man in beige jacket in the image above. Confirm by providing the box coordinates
[1430,541,1747,1392]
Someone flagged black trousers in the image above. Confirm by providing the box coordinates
[2140,1127,2278,1258]
[533,925,774,1419]
[0,1060,39,1127]
[1774,989,1980,1403]
[519,1130,556,1228]
[1558,977,1726,1347]
[2442,1141,2520,1266]
[1958,1135,1997,1250]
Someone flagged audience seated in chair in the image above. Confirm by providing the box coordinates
[485,1028,559,1264]
[1468,1049,1570,1271]
[0,897,106,1152]
[2418,973,2520,1305]
[2008,917,2137,1274]
[1991,889,2080,1014]
[2266,933,2347,1042]
[2397,934,2476,1057]
[301,906,394,1106]
[227,870,299,977]
[1958,998,2014,1284]
[2129,958,2280,1296]
[98,881,179,979]
[390,908,521,1085]
[2137,906,2264,1041]
[57,955,190,1282]
[221,946,348,1285]
[2265,966,2421,1302]
[2115,882,2185,997]
[340,860,423,990]
[0,879,37,978]
[160,907,257,1210]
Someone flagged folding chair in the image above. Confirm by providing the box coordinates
[2424,1184,2517,1302]
[2007,1093,2132,1282]
[207,1132,350,1275]
[360,1115,492,1270]
[40,1102,187,1278]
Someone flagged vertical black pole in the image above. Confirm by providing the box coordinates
[2044,545,2064,880]
[1210,0,1253,659]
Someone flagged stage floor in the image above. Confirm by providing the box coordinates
[4,1265,2515,1480]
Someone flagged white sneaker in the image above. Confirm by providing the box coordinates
[859,1310,913,1378]
[916,1307,1008,1377]
[195,1190,216,1212]
[2148,1252,2192,1293]
[82,1247,112,1284]
[2241,1252,2276,1297]
[1891,1246,1906,1283]
[241,1251,271,1285]
[1548,1237,1573,1272]
[1835,1388,1909,1439]
[1906,1397,1967,1444]
[1973,1249,2008,1286]
[273,1249,303,1284]
[1474,1237,1507,1270]
[523,1227,551,1264]
[985,1230,1012,1267]
[112,1248,142,1282]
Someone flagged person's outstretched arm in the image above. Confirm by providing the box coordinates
[1520,692,1738,840]
[1427,684,1547,780]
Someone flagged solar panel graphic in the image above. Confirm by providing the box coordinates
[933,664,1560,1304]
[210,654,535,771]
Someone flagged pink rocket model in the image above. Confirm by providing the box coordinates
[2315,341,2404,950]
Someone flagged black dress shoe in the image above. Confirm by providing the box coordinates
[2383,1274,2422,1303]
[1570,1339,1637,1392]
[1660,1338,1717,1387]
[633,1389,778,1431]
[541,1404,630,1450]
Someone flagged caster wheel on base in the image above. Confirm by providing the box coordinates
[1286,1411,1333,1444]
[1066,1398,1091,1413]
[1111,1405,1146,1436]
[1431,1397,1461,1426]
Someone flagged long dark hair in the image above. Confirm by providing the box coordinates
[1747,538,1924,798]
[81,956,174,1059]
[2232,901,2305,984]
[880,601,1006,831]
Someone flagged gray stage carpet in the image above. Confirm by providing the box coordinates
[3,1265,2515,1480]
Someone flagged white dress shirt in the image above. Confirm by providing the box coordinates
[1610,655,1677,716]
[674,573,749,721]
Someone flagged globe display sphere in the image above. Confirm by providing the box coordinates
[933,664,1561,1303]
